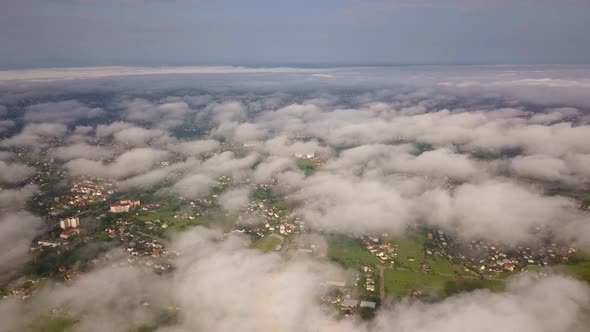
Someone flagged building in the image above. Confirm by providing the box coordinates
[60,227,80,239]
[360,301,377,309]
[59,217,80,230]
[110,204,130,213]
[342,298,359,308]
[38,240,61,248]
[110,200,141,213]
[325,280,346,288]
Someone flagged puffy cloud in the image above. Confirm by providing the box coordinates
[207,101,247,125]
[112,127,173,147]
[0,227,588,332]
[173,173,215,199]
[420,180,582,244]
[23,100,105,124]
[294,173,413,234]
[218,188,250,212]
[0,160,36,184]
[65,148,169,180]
[96,121,133,138]
[168,139,220,156]
[0,185,38,210]
[0,211,43,282]
[0,123,68,149]
[121,99,190,129]
[510,154,572,183]
[370,275,590,332]
[49,143,113,161]
[117,158,199,190]
[253,156,299,183]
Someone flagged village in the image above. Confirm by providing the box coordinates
[2,152,586,321]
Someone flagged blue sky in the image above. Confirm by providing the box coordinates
[1,0,590,68]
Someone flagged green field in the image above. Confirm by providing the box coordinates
[327,233,505,299]
[295,158,318,176]
[553,190,590,206]
[384,235,426,269]
[30,316,76,332]
[565,261,590,283]
[384,269,504,298]
[327,235,380,269]
[254,236,282,252]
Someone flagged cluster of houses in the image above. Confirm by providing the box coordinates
[240,184,304,239]
[47,178,114,215]
[321,280,377,317]
[362,266,376,292]
[363,237,397,265]
[68,179,113,205]
[427,228,578,276]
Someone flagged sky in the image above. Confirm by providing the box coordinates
[1,0,590,68]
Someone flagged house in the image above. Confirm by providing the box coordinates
[325,280,346,288]
[360,301,377,309]
[341,298,359,308]
[38,240,61,248]
[60,227,80,239]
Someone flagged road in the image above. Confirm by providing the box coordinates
[378,265,385,303]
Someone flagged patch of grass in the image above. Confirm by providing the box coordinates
[565,261,590,283]
[443,279,505,297]
[296,158,318,176]
[384,269,449,298]
[430,257,456,275]
[384,269,504,298]
[254,236,282,253]
[327,235,380,269]
[30,316,76,332]
[384,235,426,270]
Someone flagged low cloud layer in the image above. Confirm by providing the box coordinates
[0,66,590,331]
[0,228,588,332]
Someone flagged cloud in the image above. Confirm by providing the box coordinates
[253,156,299,183]
[0,211,43,282]
[0,185,38,211]
[96,121,134,138]
[24,100,105,124]
[0,161,36,184]
[117,158,199,190]
[370,274,590,332]
[112,127,173,147]
[293,172,413,234]
[0,123,68,149]
[0,66,321,82]
[0,227,589,332]
[121,99,191,129]
[173,173,215,199]
[168,139,220,157]
[49,143,113,161]
[420,180,583,244]
[218,188,250,212]
[0,120,14,134]
[65,148,169,180]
